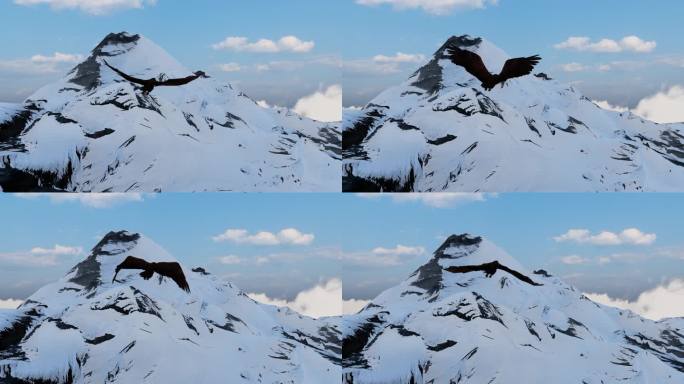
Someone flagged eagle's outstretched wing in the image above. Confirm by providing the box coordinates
[497,264,543,286]
[154,262,191,293]
[103,60,148,86]
[499,55,541,82]
[157,72,206,87]
[445,45,495,85]
[445,264,488,274]
[112,256,150,282]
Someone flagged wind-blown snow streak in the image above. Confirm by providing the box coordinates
[0,32,340,192]
[343,35,684,192]
[0,230,341,383]
[342,234,684,383]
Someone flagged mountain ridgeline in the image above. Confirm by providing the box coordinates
[343,35,684,192]
[342,234,684,383]
[0,231,341,383]
[0,32,341,192]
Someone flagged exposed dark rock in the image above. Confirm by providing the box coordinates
[68,32,141,90]
[85,128,115,139]
[342,313,386,368]
[343,109,385,154]
[343,163,415,192]
[0,109,32,150]
[85,333,115,345]
[205,313,246,333]
[427,340,457,351]
[68,231,140,291]
[410,35,482,95]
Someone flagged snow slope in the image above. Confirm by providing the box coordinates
[342,234,684,383]
[0,32,340,192]
[0,231,341,383]
[343,35,684,192]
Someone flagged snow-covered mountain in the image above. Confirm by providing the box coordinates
[343,35,684,192]
[342,234,684,383]
[0,32,340,192]
[0,231,341,383]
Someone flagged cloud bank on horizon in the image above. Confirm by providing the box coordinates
[13,0,157,15]
[356,0,498,15]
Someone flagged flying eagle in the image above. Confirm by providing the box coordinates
[112,256,191,292]
[103,60,208,94]
[446,45,541,91]
[444,260,543,286]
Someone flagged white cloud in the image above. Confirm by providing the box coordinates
[212,228,314,246]
[373,52,426,64]
[372,245,425,256]
[553,228,656,246]
[30,244,83,256]
[633,85,684,124]
[560,255,589,265]
[293,85,342,122]
[212,36,314,53]
[0,299,23,309]
[343,298,370,315]
[218,62,241,72]
[15,193,144,208]
[217,255,241,265]
[0,244,84,267]
[594,100,629,113]
[357,192,492,208]
[31,52,83,64]
[620,35,658,53]
[554,35,656,53]
[254,57,340,72]
[356,0,498,15]
[0,52,84,75]
[248,278,341,318]
[561,62,587,72]
[14,0,157,15]
[585,279,684,320]
[340,244,426,267]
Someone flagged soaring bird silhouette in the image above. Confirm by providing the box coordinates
[112,256,190,292]
[446,45,541,91]
[103,60,208,94]
[445,260,543,286]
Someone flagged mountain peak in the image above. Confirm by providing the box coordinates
[66,31,185,90]
[344,234,684,383]
[409,34,506,95]
[436,35,483,57]
[67,32,140,89]
[1,31,340,192]
[2,231,341,383]
[92,230,141,255]
[435,233,482,258]
[96,32,140,49]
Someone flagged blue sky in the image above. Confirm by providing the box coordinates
[0,0,342,107]
[1,193,683,314]
[342,0,684,109]
[3,1,682,117]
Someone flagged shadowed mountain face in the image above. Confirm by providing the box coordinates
[0,231,341,383]
[343,34,684,192]
[342,234,684,384]
[0,32,341,192]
